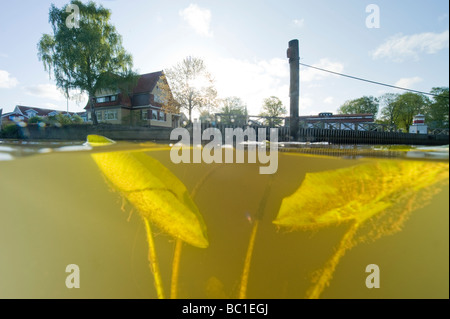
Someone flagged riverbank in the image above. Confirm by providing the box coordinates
[1,123,173,141]
[0,123,449,146]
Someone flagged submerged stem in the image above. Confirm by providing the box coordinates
[239,220,260,299]
[239,175,275,299]
[143,217,165,299]
[169,166,219,299]
[170,239,183,299]
[306,221,360,299]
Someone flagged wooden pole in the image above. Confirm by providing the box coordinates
[287,39,299,140]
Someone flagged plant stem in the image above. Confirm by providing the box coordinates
[143,217,165,299]
[170,238,183,299]
[306,221,360,299]
[239,219,260,299]
[239,175,274,299]
[169,166,218,300]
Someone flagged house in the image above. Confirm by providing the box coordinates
[15,105,64,119]
[1,110,26,126]
[0,105,83,126]
[85,71,181,128]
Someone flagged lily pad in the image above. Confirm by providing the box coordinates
[273,159,449,298]
[274,160,449,230]
[86,134,116,146]
[92,151,208,248]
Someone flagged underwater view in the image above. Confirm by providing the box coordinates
[0,138,448,299]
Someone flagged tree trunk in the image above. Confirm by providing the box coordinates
[89,94,99,125]
[189,100,192,124]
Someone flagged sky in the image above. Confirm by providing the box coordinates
[0,0,448,119]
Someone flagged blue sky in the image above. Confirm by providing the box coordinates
[0,0,448,118]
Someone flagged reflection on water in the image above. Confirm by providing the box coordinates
[0,140,448,299]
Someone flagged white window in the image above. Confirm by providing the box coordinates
[159,111,165,121]
[105,110,118,120]
[97,95,117,103]
[152,110,158,120]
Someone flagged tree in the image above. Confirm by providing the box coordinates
[378,93,400,127]
[259,96,287,127]
[28,116,45,124]
[165,56,217,123]
[392,92,430,132]
[428,87,449,129]
[338,96,379,117]
[199,110,214,123]
[217,96,248,125]
[37,1,137,125]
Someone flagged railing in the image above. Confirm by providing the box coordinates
[194,122,448,146]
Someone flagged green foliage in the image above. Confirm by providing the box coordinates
[44,113,84,126]
[428,87,449,129]
[47,113,72,126]
[338,96,379,117]
[71,114,84,124]
[378,93,400,126]
[218,96,248,125]
[28,116,45,124]
[0,123,21,138]
[199,110,214,123]
[355,89,448,131]
[259,96,287,126]
[391,92,430,131]
[37,1,137,125]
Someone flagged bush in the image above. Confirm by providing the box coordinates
[71,114,84,124]
[28,116,45,124]
[0,123,21,138]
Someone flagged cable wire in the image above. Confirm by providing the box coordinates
[299,62,449,99]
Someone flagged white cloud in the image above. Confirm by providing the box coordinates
[179,4,213,37]
[394,76,423,88]
[323,96,334,104]
[24,84,65,101]
[292,19,305,28]
[0,70,18,88]
[300,58,344,82]
[205,57,290,115]
[372,30,449,62]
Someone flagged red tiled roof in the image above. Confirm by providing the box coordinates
[133,71,163,94]
[85,71,164,110]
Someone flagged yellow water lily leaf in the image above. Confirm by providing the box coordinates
[273,160,449,229]
[91,151,209,248]
[86,134,116,146]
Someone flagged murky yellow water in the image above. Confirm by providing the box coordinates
[0,141,448,299]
